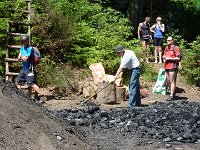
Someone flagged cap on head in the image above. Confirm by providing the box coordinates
[116,45,124,53]
[156,17,162,21]
[167,36,173,41]
[21,35,28,41]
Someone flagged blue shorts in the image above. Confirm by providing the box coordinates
[15,69,35,86]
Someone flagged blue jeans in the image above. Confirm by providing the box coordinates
[129,67,141,107]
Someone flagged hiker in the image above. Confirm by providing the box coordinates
[115,45,141,107]
[137,17,151,63]
[150,17,165,63]
[15,35,46,103]
[163,36,180,101]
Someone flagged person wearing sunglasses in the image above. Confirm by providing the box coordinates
[163,37,180,101]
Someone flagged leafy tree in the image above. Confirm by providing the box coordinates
[32,0,140,73]
[166,0,200,40]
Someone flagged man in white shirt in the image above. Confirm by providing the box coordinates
[115,45,141,107]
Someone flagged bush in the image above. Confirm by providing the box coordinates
[180,36,200,86]
[32,0,140,73]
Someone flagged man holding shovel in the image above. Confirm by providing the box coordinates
[115,45,141,107]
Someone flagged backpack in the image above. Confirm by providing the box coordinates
[172,45,182,62]
[32,47,41,66]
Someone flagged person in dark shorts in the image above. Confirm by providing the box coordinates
[137,17,151,63]
[15,35,46,103]
[163,37,180,101]
[150,17,165,63]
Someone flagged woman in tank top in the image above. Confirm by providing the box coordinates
[150,17,165,63]
[137,17,151,63]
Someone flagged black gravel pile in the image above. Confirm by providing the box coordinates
[0,76,32,101]
[52,101,200,144]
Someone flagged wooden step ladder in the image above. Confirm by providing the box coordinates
[5,0,32,84]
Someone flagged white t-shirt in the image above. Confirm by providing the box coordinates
[119,50,140,69]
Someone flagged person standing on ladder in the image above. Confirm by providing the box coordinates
[137,17,151,63]
[15,35,46,103]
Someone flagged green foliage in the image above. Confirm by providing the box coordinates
[0,0,198,89]
[35,57,62,87]
[0,18,7,74]
[0,0,31,75]
[35,57,87,90]
[167,0,200,40]
[180,36,200,85]
[32,0,138,73]
[163,29,186,51]
[31,0,73,61]
[171,0,199,12]
[140,63,157,82]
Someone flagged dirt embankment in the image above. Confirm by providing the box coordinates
[0,77,93,150]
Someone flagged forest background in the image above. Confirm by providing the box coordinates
[0,0,199,91]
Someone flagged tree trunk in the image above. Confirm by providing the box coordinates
[127,0,144,36]
[116,86,126,103]
[96,82,116,104]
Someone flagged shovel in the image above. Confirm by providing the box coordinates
[79,78,118,105]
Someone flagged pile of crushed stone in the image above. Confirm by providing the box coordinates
[0,77,92,150]
[53,101,200,144]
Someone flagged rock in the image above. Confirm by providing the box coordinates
[164,143,171,148]
[75,118,85,125]
[56,135,63,140]
[68,119,76,126]
[53,101,200,144]
[163,137,172,142]
[84,103,100,114]
[138,126,148,133]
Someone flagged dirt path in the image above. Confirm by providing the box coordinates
[43,63,199,110]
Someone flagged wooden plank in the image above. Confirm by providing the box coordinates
[5,72,19,76]
[8,33,30,36]
[8,21,30,25]
[7,8,30,14]
[21,10,31,13]
[5,58,19,62]
[7,45,21,49]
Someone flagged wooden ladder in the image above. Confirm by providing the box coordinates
[5,0,32,84]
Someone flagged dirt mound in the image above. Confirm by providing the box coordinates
[0,77,92,150]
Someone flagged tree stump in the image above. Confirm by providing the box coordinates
[96,82,116,104]
[116,86,126,103]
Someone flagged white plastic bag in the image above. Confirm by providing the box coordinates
[153,68,167,95]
